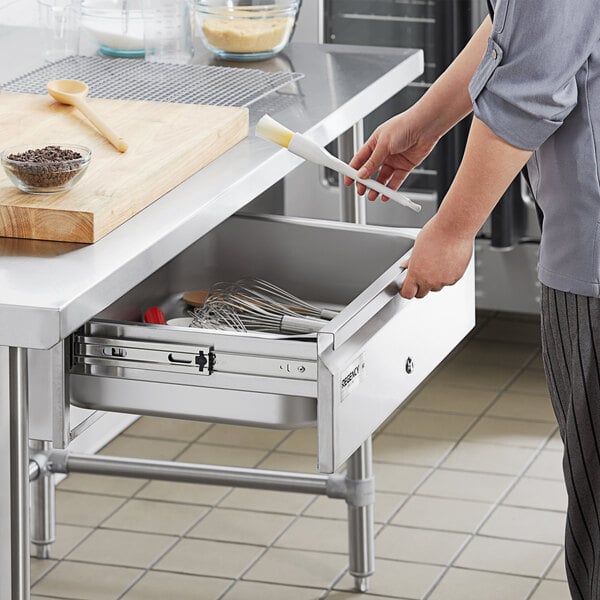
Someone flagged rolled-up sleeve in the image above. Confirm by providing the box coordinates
[469,0,600,150]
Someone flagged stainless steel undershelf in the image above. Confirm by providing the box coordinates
[0,29,423,350]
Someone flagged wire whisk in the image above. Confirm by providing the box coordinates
[234,278,340,320]
[189,278,336,334]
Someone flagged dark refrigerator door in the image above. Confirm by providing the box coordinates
[324,0,476,206]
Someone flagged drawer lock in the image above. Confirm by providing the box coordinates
[104,347,127,358]
[195,350,216,374]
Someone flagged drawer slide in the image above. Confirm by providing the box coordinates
[73,333,318,382]
[75,336,216,375]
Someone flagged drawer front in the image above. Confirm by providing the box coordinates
[317,260,475,472]
[69,215,474,472]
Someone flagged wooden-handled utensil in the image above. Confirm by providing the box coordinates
[47,79,128,153]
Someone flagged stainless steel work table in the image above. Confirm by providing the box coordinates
[0,31,426,599]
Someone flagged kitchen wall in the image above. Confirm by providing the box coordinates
[0,0,38,26]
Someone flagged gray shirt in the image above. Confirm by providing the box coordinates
[469,0,600,297]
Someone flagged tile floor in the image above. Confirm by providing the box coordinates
[30,311,570,599]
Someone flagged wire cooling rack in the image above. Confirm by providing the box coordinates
[1,56,304,107]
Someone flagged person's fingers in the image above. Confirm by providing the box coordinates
[376,164,394,185]
[387,170,409,192]
[415,288,429,299]
[357,139,389,180]
[365,165,393,201]
[349,141,374,171]
[367,188,380,202]
[375,167,393,197]
[344,174,367,194]
[399,272,418,299]
[345,141,376,189]
[356,182,368,196]
[345,173,368,192]
[373,165,395,202]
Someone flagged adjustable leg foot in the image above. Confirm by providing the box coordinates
[354,575,369,593]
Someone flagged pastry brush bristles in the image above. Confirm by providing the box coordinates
[255,114,294,148]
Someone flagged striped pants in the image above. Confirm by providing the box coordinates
[542,285,600,600]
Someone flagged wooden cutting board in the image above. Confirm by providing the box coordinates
[0,92,248,243]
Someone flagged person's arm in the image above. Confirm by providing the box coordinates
[392,16,492,157]
[400,117,531,299]
[347,17,492,199]
[401,0,600,299]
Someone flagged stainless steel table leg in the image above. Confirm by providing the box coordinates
[338,120,366,225]
[30,440,55,560]
[10,347,30,600]
[347,437,375,593]
[335,119,375,593]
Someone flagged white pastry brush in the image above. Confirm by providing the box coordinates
[255,114,421,213]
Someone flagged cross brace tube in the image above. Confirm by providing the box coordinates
[39,450,375,506]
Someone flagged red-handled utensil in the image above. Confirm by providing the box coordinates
[143,307,167,324]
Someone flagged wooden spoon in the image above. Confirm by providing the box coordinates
[183,290,212,307]
[47,79,128,153]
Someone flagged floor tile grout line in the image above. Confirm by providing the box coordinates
[322,406,467,598]
[524,546,566,600]
[85,420,218,504]
[422,346,544,482]
[395,406,557,423]
[30,491,131,591]
[80,424,224,600]
[41,423,309,598]
[524,490,567,600]
[214,490,325,596]
[324,315,542,598]
[424,421,560,598]
[430,478,559,586]
[213,426,358,599]
[51,512,569,549]
[120,425,306,599]
[386,347,560,598]
[380,392,507,529]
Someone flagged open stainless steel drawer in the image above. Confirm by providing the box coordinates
[70,214,475,472]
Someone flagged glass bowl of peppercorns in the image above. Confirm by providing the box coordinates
[1,144,92,194]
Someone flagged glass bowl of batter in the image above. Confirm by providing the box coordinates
[196,0,300,61]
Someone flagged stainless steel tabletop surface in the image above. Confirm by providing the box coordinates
[0,27,423,349]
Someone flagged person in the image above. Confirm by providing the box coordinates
[346,2,600,599]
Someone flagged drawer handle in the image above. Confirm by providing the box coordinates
[168,353,193,365]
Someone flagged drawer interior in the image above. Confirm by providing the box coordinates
[97,214,415,325]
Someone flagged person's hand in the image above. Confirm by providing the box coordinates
[400,215,473,299]
[344,110,438,201]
